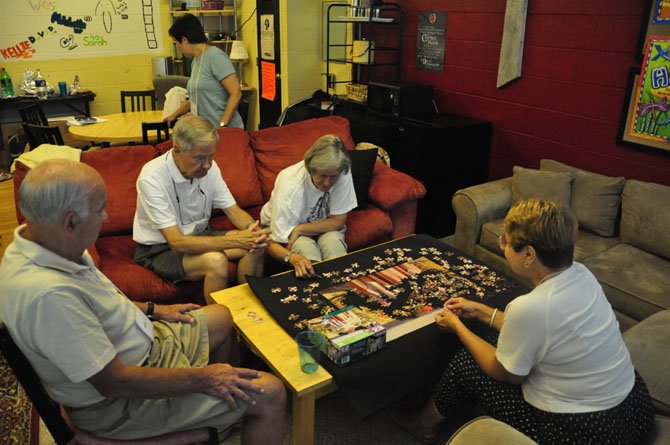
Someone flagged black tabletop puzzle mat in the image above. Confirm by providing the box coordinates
[247,234,528,417]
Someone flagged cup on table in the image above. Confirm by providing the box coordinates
[295,331,324,373]
[58,81,68,96]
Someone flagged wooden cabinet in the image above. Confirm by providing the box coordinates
[169,0,238,76]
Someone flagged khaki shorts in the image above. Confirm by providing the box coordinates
[65,309,246,440]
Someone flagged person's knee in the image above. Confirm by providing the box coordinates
[318,232,347,259]
[256,372,287,409]
[204,304,234,343]
[292,237,322,262]
[201,251,229,276]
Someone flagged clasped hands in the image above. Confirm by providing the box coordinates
[235,221,270,252]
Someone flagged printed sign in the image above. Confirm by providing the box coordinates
[416,12,447,72]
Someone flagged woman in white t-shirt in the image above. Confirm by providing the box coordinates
[261,135,357,278]
[393,199,654,444]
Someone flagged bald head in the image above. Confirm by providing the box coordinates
[19,159,106,226]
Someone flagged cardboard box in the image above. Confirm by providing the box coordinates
[310,306,386,366]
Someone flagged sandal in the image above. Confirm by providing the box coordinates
[389,408,440,444]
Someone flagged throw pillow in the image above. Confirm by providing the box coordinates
[540,159,625,237]
[512,166,573,207]
[349,148,378,210]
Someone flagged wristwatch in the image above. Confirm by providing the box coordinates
[283,252,292,264]
[146,301,155,320]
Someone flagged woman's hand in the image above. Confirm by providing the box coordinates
[289,253,315,278]
[444,297,484,320]
[435,308,462,333]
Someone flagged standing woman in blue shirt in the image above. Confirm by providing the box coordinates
[165,14,244,129]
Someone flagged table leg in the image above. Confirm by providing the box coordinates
[292,391,316,445]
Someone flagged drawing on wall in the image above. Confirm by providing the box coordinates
[0,0,162,61]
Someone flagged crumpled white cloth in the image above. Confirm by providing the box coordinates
[161,86,189,120]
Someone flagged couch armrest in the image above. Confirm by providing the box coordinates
[368,163,426,211]
[452,177,512,255]
[367,163,427,238]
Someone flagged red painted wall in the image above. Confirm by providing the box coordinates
[393,0,670,185]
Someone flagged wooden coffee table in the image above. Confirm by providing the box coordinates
[211,284,336,445]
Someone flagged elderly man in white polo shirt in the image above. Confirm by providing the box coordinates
[133,115,269,304]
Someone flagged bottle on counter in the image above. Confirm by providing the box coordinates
[35,68,47,100]
[1,68,15,98]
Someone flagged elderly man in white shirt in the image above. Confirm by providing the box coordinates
[133,115,269,303]
[261,134,357,277]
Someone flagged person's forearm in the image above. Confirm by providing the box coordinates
[168,234,247,254]
[267,240,289,262]
[220,93,241,126]
[92,362,210,399]
[473,303,504,331]
[293,215,346,238]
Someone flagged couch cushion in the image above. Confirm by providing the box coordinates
[582,243,670,322]
[250,116,356,201]
[213,128,263,209]
[512,166,573,207]
[82,145,159,236]
[95,235,204,304]
[623,310,670,415]
[621,179,670,260]
[540,159,625,237]
[349,148,378,210]
[345,205,393,251]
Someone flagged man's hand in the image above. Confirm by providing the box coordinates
[226,225,270,251]
[154,304,201,323]
[289,253,315,278]
[204,363,264,410]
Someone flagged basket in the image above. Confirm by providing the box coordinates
[346,84,368,103]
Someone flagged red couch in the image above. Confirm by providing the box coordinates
[13,116,426,304]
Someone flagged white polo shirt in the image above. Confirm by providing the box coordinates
[259,160,357,243]
[133,150,236,245]
[0,226,153,407]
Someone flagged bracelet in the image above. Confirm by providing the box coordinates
[489,308,498,328]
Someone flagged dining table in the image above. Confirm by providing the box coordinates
[67,110,167,145]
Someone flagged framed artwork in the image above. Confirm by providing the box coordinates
[636,0,670,61]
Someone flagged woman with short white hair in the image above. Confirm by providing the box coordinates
[261,134,357,277]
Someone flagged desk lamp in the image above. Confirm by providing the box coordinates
[230,40,249,87]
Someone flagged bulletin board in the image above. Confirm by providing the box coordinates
[0,0,163,62]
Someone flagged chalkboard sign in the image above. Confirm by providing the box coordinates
[0,0,163,62]
[416,12,446,72]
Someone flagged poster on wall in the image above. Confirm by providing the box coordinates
[0,0,162,62]
[416,12,447,72]
[260,14,275,61]
[627,35,670,151]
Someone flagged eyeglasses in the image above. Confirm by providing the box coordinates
[498,234,507,251]
[172,179,207,226]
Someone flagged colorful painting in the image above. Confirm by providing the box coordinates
[629,36,670,145]
[654,0,670,24]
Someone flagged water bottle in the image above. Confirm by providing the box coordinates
[35,68,47,100]
[0,68,14,98]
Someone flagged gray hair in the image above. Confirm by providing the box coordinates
[172,115,220,152]
[19,159,100,225]
[304,135,351,174]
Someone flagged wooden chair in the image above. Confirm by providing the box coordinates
[120,90,157,112]
[142,121,170,145]
[22,123,65,150]
[19,103,49,126]
[0,321,217,445]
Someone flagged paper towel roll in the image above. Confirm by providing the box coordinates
[352,40,375,64]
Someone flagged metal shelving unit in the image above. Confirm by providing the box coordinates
[325,2,403,92]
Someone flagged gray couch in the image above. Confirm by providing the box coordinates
[451,158,670,332]
[450,158,670,423]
